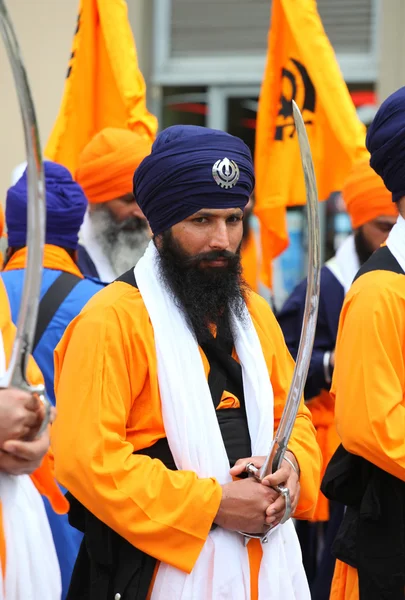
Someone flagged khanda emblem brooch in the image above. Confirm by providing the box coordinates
[212,157,240,189]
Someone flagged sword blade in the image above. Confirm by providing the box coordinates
[0,1,50,432]
[259,100,321,480]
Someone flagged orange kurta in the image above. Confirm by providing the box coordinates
[53,282,321,598]
[0,279,68,576]
[329,268,405,599]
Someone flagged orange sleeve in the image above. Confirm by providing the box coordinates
[332,274,405,481]
[266,312,322,519]
[52,304,222,574]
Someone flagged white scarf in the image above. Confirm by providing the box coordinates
[79,211,116,283]
[386,215,405,272]
[0,330,61,600]
[325,234,360,294]
[135,242,309,600]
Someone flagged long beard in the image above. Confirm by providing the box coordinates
[157,231,248,345]
[89,206,150,276]
[354,227,374,265]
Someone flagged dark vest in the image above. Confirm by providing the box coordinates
[77,244,100,279]
[66,269,252,600]
[321,246,405,600]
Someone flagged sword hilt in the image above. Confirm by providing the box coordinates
[239,464,292,544]
[0,379,52,439]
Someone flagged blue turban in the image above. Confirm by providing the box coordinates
[366,86,405,202]
[133,125,255,234]
[6,161,88,249]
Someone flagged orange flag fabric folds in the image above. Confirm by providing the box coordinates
[255,0,368,284]
[45,0,157,175]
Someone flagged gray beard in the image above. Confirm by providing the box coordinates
[88,207,150,277]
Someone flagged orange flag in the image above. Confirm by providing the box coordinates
[45,0,157,175]
[255,0,368,286]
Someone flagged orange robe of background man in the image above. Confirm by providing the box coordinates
[329,268,405,599]
[52,280,322,599]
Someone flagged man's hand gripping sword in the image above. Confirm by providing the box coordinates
[0,1,51,436]
[243,100,321,543]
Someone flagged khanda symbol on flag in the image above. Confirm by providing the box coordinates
[0,1,51,433]
[275,58,315,140]
[254,0,368,288]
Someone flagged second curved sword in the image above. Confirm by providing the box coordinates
[244,100,321,543]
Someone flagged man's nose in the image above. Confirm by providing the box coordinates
[208,222,230,251]
[131,202,146,220]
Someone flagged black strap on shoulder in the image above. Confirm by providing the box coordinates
[33,272,81,351]
[115,269,137,287]
[354,245,404,282]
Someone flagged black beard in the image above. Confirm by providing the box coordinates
[156,231,248,345]
[354,227,374,265]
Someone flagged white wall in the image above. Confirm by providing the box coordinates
[0,0,78,203]
[377,0,405,103]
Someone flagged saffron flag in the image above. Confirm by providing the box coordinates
[45,0,157,175]
[255,0,368,285]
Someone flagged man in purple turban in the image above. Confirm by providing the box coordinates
[2,160,105,600]
[53,126,321,600]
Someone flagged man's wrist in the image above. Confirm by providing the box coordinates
[285,450,300,479]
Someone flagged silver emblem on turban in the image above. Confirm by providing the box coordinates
[212,157,240,189]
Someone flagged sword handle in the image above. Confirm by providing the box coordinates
[0,380,52,438]
[245,462,260,479]
[36,390,52,437]
[239,466,292,544]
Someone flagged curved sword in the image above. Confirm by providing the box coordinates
[0,0,51,435]
[244,100,321,543]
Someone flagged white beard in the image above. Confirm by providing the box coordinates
[88,207,150,278]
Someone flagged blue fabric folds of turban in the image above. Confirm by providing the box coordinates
[366,86,405,202]
[133,125,255,234]
[6,161,88,249]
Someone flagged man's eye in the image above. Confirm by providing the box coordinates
[228,215,242,223]
[193,217,207,223]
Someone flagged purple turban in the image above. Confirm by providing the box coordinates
[6,161,88,249]
[133,125,255,234]
[366,86,405,202]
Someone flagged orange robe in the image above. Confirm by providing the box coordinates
[53,282,322,598]
[329,269,405,599]
[0,279,68,577]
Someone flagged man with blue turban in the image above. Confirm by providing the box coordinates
[53,126,321,600]
[321,86,405,600]
[2,160,105,600]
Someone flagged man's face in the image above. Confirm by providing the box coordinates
[101,193,149,229]
[155,207,247,344]
[88,193,151,276]
[169,207,244,267]
[360,215,397,253]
